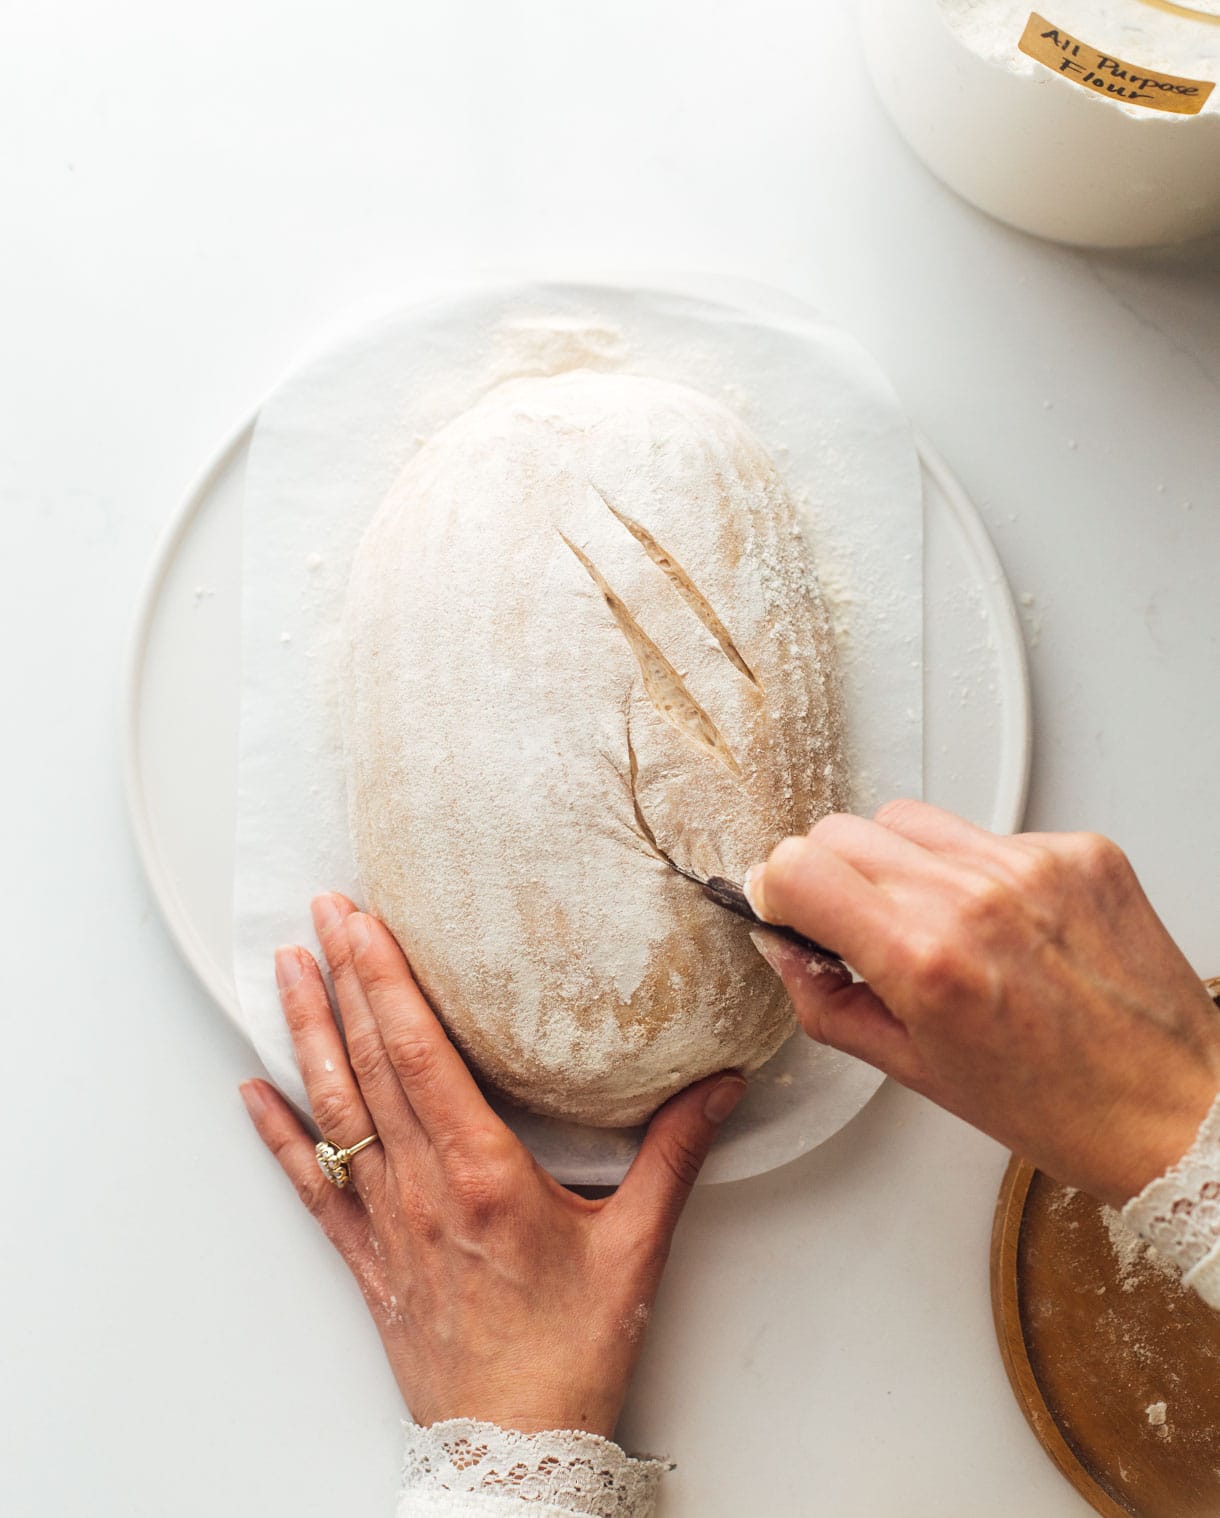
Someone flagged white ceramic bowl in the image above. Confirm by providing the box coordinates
[859,0,1220,246]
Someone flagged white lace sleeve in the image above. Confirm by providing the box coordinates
[1122,1090,1220,1308]
[396,1419,669,1518]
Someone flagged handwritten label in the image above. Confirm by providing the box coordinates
[1018,12,1215,114]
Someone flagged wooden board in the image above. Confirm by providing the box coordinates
[992,1007,1220,1518]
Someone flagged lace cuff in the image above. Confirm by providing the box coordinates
[1122,1090,1220,1309]
[397,1419,669,1518]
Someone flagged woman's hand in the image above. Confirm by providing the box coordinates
[239,894,744,1438]
[746,801,1220,1209]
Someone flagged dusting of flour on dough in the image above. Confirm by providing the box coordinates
[341,364,846,1126]
[489,314,628,382]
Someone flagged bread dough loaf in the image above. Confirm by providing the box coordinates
[342,369,846,1126]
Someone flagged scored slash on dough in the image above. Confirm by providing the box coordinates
[622,716,702,882]
[590,485,760,689]
[558,529,743,777]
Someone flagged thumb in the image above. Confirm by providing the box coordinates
[751,928,917,1082]
[613,1072,746,1241]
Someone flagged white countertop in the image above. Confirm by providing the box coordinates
[2,3,1218,1515]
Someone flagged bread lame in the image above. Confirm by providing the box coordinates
[699,875,850,981]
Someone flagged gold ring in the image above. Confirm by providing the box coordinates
[315,1133,380,1188]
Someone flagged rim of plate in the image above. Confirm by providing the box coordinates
[915,429,1032,836]
[122,417,252,1021]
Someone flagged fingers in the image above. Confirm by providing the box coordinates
[750,930,921,1086]
[872,798,1006,858]
[747,810,990,982]
[239,1079,375,1261]
[275,945,381,1186]
[344,911,501,1150]
[613,1073,746,1244]
[802,811,948,884]
[747,839,896,977]
[312,895,418,1148]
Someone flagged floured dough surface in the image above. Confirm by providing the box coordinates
[342,369,846,1126]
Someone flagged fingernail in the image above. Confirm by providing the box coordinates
[347,913,372,954]
[750,927,796,978]
[239,1081,268,1119]
[743,864,770,922]
[311,893,341,932]
[275,946,303,991]
[751,929,852,995]
[704,1075,747,1124]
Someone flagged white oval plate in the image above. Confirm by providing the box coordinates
[124,407,1029,1184]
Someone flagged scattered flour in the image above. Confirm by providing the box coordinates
[620,1302,651,1343]
[1046,1183,1079,1215]
[1102,1205,1179,1291]
[1018,590,1044,649]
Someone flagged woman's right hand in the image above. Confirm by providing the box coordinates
[746,800,1220,1208]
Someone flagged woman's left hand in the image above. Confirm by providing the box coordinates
[240,894,745,1439]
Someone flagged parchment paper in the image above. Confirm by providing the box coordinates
[233,279,923,1183]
